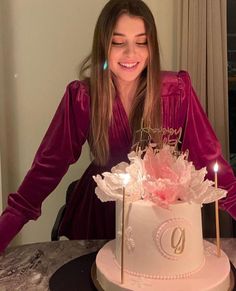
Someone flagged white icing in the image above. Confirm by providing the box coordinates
[115,200,205,277]
[125,226,135,252]
[96,240,231,291]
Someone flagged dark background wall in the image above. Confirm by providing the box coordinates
[228,0,236,162]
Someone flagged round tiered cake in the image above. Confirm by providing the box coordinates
[96,200,231,291]
[93,142,232,290]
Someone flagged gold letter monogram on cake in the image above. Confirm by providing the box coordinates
[171,227,185,254]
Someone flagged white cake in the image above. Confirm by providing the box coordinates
[96,200,231,291]
[93,142,232,290]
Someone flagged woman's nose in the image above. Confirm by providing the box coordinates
[124,43,136,56]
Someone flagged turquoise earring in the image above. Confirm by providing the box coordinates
[103,60,108,70]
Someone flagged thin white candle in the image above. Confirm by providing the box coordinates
[121,186,125,284]
[119,173,130,284]
[214,162,221,257]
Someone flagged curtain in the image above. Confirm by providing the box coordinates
[176,0,234,237]
[177,0,229,160]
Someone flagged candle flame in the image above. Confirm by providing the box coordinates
[213,162,219,173]
[119,173,130,186]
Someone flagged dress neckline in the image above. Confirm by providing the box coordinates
[115,93,132,140]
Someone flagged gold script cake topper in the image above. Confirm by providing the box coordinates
[132,125,183,153]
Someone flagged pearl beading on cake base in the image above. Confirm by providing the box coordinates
[113,255,206,280]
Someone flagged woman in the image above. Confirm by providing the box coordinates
[0,0,236,252]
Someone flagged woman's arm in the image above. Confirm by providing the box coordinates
[0,80,90,252]
[179,71,236,219]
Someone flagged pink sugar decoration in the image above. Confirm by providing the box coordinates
[142,146,190,207]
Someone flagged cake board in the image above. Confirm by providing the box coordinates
[49,251,98,291]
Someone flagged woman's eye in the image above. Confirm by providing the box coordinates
[112,41,124,46]
[111,40,147,46]
[136,41,147,46]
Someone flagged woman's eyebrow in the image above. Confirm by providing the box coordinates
[113,32,147,37]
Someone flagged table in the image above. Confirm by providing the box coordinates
[0,239,235,290]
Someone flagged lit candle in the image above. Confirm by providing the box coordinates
[119,173,130,284]
[214,162,221,257]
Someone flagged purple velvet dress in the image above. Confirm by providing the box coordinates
[0,71,236,252]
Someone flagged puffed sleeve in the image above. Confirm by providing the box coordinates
[179,71,236,219]
[0,80,90,252]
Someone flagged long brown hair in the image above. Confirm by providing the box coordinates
[80,0,161,165]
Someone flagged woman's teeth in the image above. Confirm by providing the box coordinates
[119,62,138,68]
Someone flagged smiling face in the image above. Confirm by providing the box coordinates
[109,14,149,88]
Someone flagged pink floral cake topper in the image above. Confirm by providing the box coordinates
[93,128,227,208]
